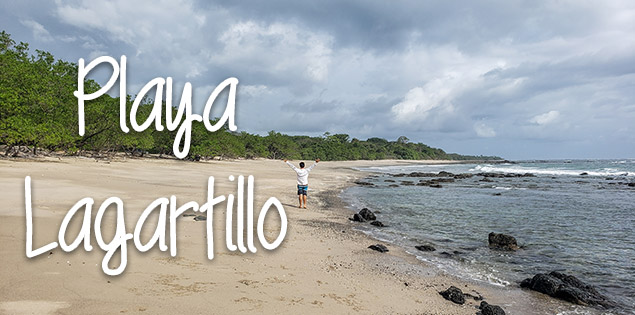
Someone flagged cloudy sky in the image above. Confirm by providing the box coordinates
[2,0,634,159]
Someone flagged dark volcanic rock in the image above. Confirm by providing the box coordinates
[439,286,465,304]
[358,208,376,221]
[520,271,615,308]
[488,232,519,251]
[438,251,465,262]
[429,184,443,188]
[354,181,374,186]
[406,172,438,177]
[370,221,385,227]
[454,173,474,179]
[479,301,505,315]
[368,244,389,253]
[522,273,560,295]
[415,245,436,252]
[477,172,505,178]
[388,184,400,187]
[384,179,396,182]
[580,172,589,176]
[193,215,207,221]
[349,213,366,222]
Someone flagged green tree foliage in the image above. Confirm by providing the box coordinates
[1,32,79,154]
[0,31,502,161]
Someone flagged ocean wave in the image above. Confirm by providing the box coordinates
[354,164,455,173]
[471,165,632,177]
[493,186,527,190]
[611,159,635,164]
[494,186,513,190]
[410,252,511,287]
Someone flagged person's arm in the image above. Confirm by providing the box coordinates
[284,159,298,171]
[306,158,320,172]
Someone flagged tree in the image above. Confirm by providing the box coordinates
[397,136,409,144]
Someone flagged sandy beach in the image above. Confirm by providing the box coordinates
[0,157,571,314]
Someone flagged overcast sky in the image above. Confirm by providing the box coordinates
[2,0,634,159]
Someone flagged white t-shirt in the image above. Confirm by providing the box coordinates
[286,161,317,185]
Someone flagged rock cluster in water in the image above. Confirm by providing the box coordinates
[520,271,615,309]
[366,170,633,192]
[358,208,376,221]
[476,172,536,178]
[392,171,536,179]
[488,232,519,251]
[383,171,541,190]
[349,208,385,227]
[415,245,436,252]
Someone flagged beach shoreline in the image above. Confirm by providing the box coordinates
[0,157,582,314]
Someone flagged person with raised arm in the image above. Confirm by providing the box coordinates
[283,158,320,209]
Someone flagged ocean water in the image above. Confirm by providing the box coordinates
[341,160,635,313]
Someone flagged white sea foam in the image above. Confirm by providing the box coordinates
[357,161,634,177]
[410,252,510,287]
[612,159,635,164]
[494,186,512,190]
[471,165,632,177]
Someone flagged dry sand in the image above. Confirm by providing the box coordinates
[0,157,569,314]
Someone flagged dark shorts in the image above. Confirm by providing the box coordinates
[297,185,308,195]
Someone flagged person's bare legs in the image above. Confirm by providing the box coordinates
[302,195,307,209]
[298,195,302,208]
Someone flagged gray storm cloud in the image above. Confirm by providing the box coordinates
[1,0,633,159]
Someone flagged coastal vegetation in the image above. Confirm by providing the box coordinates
[0,31,500,161]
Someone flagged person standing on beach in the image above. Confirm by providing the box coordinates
[284,158,320,209]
